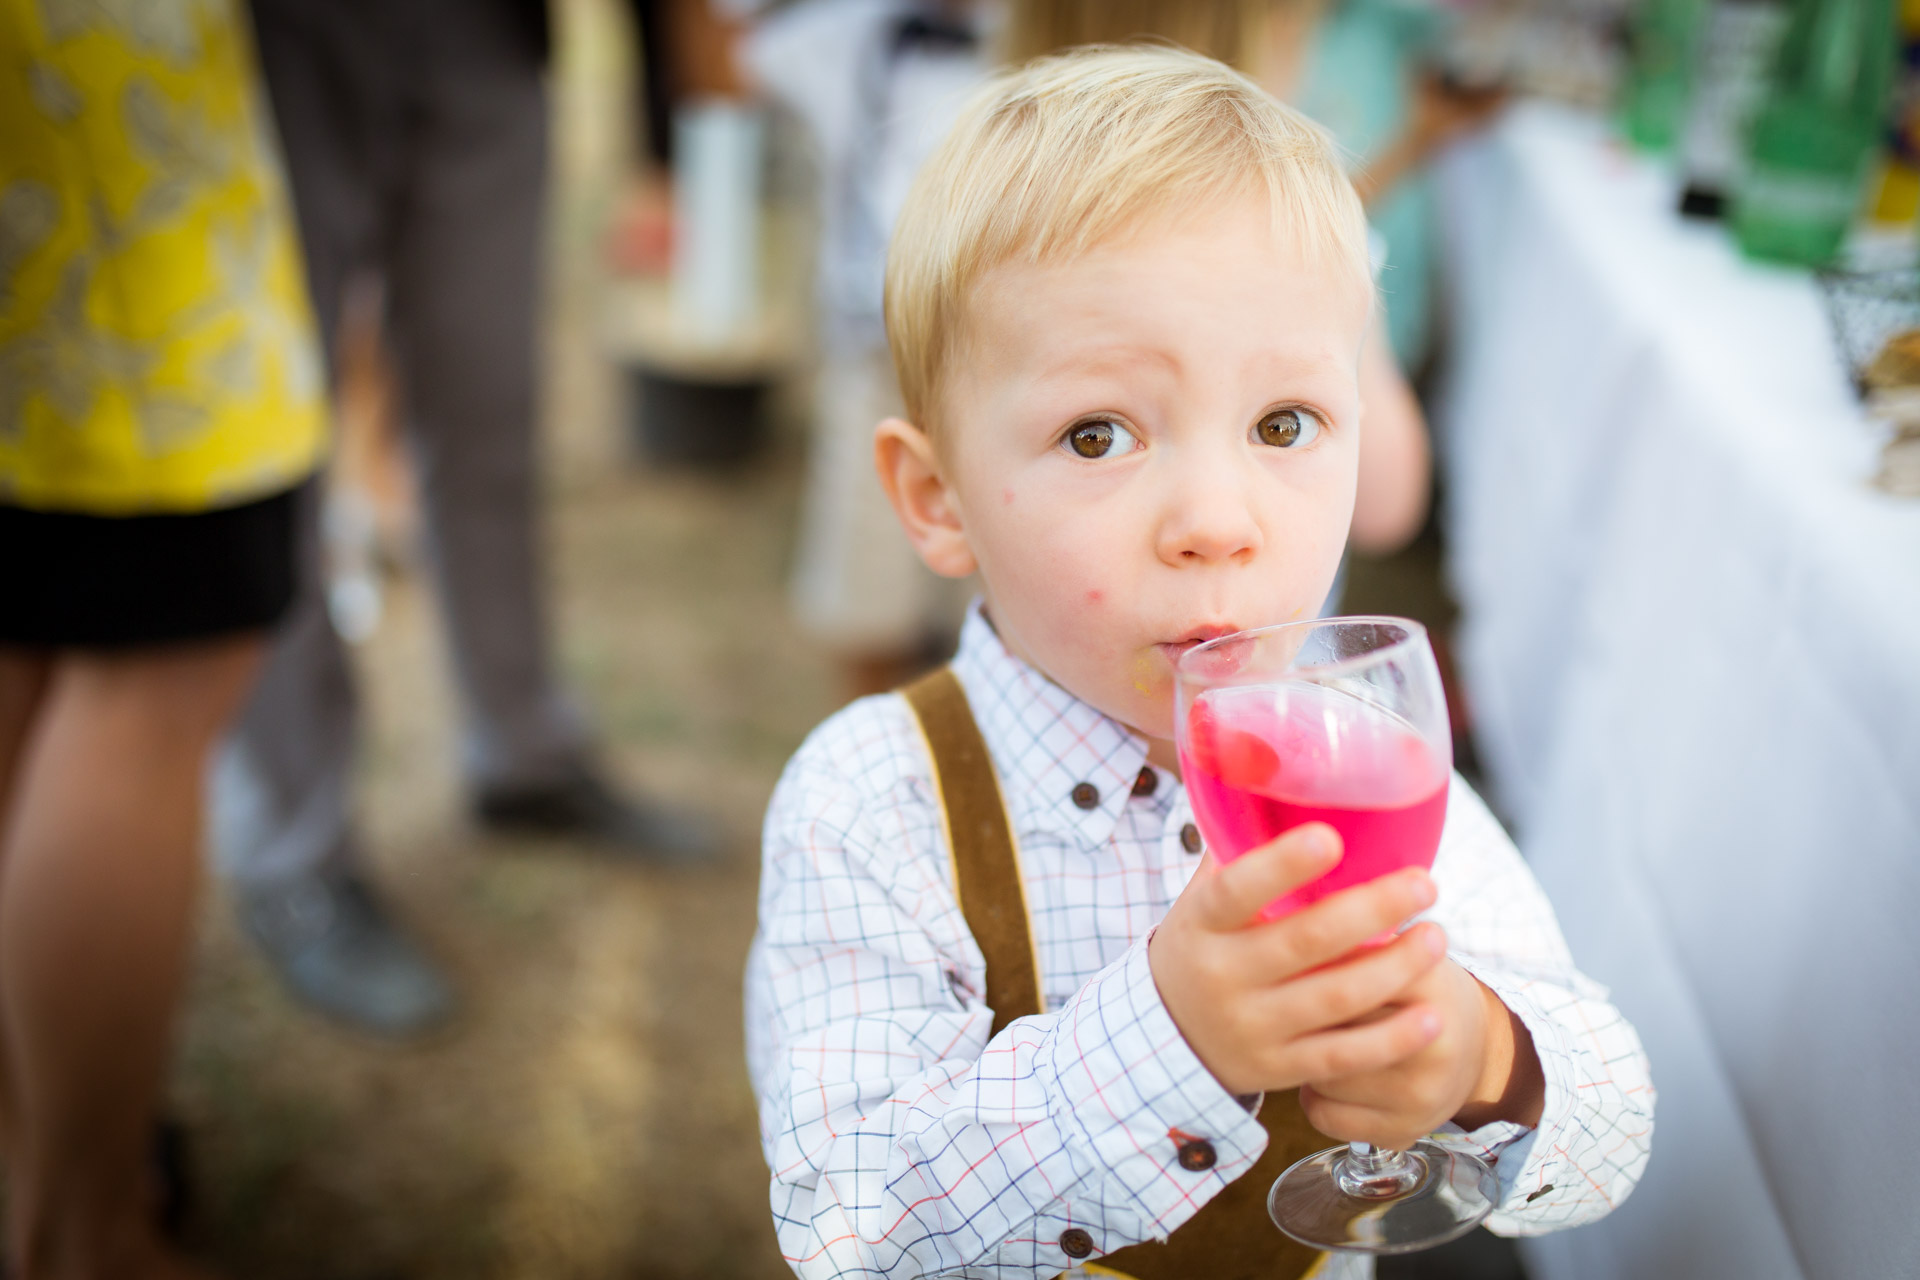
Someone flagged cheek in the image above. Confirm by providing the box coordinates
[1328,432,1362,514]
[973,486,1122,594]
[971,505,1134,655]
[1275,448,1359,575]
[995,541,1122,635]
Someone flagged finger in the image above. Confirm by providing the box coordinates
[1277,1001,1440,1084]
[1301,1065,1432,1115]
[1197,823,1343,930]
[1262,868,1438,975]
[1297,1088,1431,1152]
[1270,922,1446,1030]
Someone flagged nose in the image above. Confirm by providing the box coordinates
[1154,450,1263,568]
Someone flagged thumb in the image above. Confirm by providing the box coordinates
[1198,823,1343,930]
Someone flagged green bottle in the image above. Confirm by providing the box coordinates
[1677,0,1793,217]
[1732,0,1900,266]
[1623,0,1710,152]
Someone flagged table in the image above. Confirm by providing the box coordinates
[1433,103,1920,1280]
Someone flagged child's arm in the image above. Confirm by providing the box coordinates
[1403,780,1655,1233]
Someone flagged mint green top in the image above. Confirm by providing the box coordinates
[1296,0,1443,370]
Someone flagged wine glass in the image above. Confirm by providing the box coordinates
[1174,616,1498,1255]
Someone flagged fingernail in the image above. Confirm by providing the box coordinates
[1423,927,1446,958]
[1410,871,1437,907]
[1302,826,1338,861]
[1419,1011,1442,1039]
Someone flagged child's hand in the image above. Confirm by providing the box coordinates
[1148,823,1448,1097]
[1299,959,1546,1149]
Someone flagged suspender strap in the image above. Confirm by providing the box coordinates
[901,666,1328,1280]
[902,667,1043,1033]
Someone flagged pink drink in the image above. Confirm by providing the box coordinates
[1180,682,1449,920]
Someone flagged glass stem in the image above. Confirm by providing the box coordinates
[1335,1141,1424,1200]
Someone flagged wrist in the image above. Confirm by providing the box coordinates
[1453,978,1545,1131]
[1147,931,1247,1096]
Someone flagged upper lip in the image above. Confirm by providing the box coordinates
[1161,625,1237,649]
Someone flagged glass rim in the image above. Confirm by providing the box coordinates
[1174,615,1431,689]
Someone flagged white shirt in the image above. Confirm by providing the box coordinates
[746,606,1654,1279]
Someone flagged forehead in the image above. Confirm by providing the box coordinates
[953,197,1372,397]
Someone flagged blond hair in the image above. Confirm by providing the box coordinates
[883,44,1369,433]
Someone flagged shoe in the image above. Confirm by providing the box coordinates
[236,867,456,1039]
[473,762,720,865]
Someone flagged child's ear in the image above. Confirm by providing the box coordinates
[874,417,977,579]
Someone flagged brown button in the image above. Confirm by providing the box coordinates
[1070,782,1100,810]
[1176,1138,1218,1171]
[1131,766,1158,798]
[1180,822,1203,854]
[1059,1227,1095,1259]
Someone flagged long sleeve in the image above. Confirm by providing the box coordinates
[1422,781,1656,1233]
[748,745,1267,1279]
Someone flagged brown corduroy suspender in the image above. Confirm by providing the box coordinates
[902,667,1042,1037]
[902,668,1330,1280]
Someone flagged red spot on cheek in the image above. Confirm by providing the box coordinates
[1002,488,1015,505]
[1087,589,1104,603]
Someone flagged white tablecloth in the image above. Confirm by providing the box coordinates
[1433,104,1920,1280]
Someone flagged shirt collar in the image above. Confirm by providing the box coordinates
[948,602,1154,849]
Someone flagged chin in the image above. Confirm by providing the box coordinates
[1104,675,1178,743]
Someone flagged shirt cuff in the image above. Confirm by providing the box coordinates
[1038,937,1269,1242]
[1442,961,1584,1221]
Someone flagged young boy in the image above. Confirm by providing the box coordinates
[745,46,1652,1279]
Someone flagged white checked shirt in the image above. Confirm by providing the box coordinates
[746,607,1654,1279]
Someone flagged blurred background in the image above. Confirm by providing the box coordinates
[3,0,1916,1276]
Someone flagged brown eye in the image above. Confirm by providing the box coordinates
[1065,419,1138,459]
[1255,408,1319,449]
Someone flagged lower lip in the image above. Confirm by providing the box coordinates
[1159,639,1211,664]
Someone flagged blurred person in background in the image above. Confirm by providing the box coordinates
[219,0,716,1040]
[742,0,986,700]
[608,0,755,275]
[0,2,323,1273]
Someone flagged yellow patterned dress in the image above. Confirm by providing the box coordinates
[0,0,325,516]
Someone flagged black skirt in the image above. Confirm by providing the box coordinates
[0,484,301,648]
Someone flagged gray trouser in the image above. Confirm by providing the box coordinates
[215,0,587,886]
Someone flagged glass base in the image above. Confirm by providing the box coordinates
[1267,1140,1498,1255]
